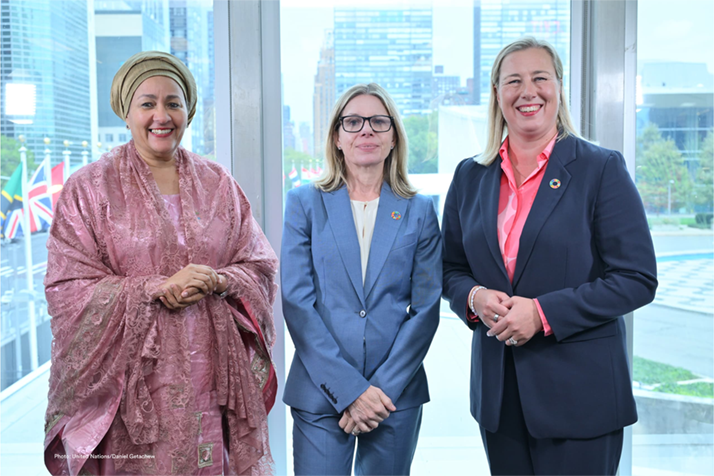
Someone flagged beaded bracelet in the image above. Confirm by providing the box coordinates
[469,286,488,315]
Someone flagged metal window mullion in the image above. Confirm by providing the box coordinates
[572,2,638,475]
[220,1,287,474]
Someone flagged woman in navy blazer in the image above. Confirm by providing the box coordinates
[442,37,657,475]
[281,83,442,475]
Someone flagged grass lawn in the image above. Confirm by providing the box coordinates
[633,356,712,398]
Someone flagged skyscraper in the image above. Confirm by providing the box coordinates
[334,7,433,116]
[313,29,335,158]
[94,0,170,152]
[474,0,569,105]
[1,0,93,165]
[169,0,213,156]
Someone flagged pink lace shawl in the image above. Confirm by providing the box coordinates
[43,142,278,475]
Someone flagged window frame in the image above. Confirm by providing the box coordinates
[221,1,641,474]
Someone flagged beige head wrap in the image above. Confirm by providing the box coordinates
[110,51,197,125]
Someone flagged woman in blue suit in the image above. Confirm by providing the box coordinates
[281,83,442,475]
[442,37,657,475]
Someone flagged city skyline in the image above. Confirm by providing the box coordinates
[1,0,93,169]
[282,0,714,128]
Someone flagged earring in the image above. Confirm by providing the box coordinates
[338,146,341,150]
[126,124,130,130]
[390,145,394,149]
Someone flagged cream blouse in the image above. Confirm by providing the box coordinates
[350,197,380,284]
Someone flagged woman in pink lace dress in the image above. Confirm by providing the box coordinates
[43,51,278,476]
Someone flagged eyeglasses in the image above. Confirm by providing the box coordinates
[339,115,394,133]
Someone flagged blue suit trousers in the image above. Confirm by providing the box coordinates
[292,406,423,476]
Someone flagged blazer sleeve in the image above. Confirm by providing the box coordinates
[442,160,480,330]
[281,190,370,413]
[536,151,658,340]
[369,200,442,403]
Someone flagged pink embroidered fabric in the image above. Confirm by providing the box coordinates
[43,141,278,476]
[497,135,556,336]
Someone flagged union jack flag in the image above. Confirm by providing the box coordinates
[27,158,53,233]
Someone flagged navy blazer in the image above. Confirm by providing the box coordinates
[281,182,442,414]
[442,134,657,439]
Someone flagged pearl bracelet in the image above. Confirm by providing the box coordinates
[469,286,487,315]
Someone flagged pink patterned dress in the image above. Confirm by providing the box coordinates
[43,142,278,476]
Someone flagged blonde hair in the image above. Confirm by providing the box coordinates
[315,83,416,198]
[479,36,579,165]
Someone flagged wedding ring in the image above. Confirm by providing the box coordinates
[508,337,518,346]
[352,430,360,436]
[493,313,499,322]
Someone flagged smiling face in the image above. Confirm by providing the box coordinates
[125,75,187,163]
[496,47,560,143]
[334,94,395,175]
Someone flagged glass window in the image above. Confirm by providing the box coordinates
[632,1,714,474]
[0,0,215,472]
[280,1,569,472]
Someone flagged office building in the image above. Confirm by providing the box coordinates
[1,0,93,166]
[169,0,213,155]
[637,61,714,167]
[313,29,335,158]
[94,0,170,152]
[474,0,569,105]
[334,7,433,116]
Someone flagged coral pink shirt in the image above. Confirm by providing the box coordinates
[497,135,556,336]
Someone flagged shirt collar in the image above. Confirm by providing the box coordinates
[499,134,558,187]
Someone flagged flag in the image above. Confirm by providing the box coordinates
[311,167,318,179]
[288,166,301,188]
[28,158,53,232]
[1,165,22,239]
[301,166,310,181]
[317,166,324,175]
[50,162,64,209]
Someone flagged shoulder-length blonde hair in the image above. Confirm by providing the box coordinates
[479,36,579,165]
[315,83,416,198]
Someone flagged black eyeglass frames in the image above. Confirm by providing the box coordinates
[339,115,394,133]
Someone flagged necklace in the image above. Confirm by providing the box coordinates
[510,161,535,181]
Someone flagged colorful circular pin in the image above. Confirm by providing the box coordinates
[391,211,402,220]
[549,178,561,189]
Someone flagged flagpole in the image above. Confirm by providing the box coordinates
[62,140,71,179]
[81,140,88,166]
[44,139,51,186]
[19,136,39,371]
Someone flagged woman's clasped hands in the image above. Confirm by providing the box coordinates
[471,288,543,347]
[159,263,228,310]
[338,386,396,437]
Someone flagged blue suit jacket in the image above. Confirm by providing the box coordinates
[442,135,657,439]
[281,182,442,414]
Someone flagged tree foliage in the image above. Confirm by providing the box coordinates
[1,134,37,189]
[403,112,438,174]
[694,131,713,211]
[635,124,692,214]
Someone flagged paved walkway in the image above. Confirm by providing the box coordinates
[654,254,713,314]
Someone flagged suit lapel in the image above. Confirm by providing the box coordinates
[479,158,511,288]
[363,182,407,300]
[512,135,576,288]
[322,186,366,306]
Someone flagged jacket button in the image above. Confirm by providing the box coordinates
[359,310,366,318]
